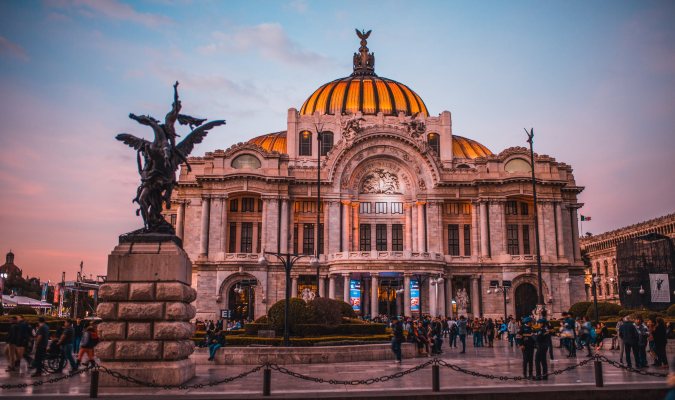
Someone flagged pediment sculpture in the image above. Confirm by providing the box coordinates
[360,169,402,194]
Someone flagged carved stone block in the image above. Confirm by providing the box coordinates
[118,302,164,320]
[127,322,152,340]
[98,283,129,301]
[154,321,194,340]
[98,322,126,340]
[114,340,162,361]
[96,303,117,320]
[128,283,155,301]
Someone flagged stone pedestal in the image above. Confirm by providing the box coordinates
[96,239,197,386]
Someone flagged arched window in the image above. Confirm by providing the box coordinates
[299,131,312,156]
[320,131,334,156]
[231,154,261,169]
[428,133,440,155]
[504,158,531,173]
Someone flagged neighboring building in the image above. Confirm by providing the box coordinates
[580,213,675,305]
[0,251,42,298]
[168,32,586,321]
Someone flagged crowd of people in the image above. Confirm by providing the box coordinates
[4,316,99,377]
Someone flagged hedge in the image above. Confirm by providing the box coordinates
[585,302,622,319]
[568,302,592,318]
[221,334,391,347]
[8,306,37,315]
[267,298,313,334]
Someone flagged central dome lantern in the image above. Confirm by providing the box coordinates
[300,30,429,117]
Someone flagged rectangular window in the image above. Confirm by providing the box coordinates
[302,223,314,255]
[376,224,387,251]
[392,224,403,251]
[522,224,531,254]
[299,201,317,213]
[359,224,371,251]
[391,202,403,214]
[242,197,255,212]
[463,224,471,256]
[318,223,324,255]
[240,222,253,253]
[505,201,518,215]
[375,202,387,214]
[257,222,262,253]
[359,202,372,214]
[228,223,236,253]
[507,224,520,255]
[258,199,263,213]
[169,214,177,227]
[462,203,471,215]
[448,224,460,256]
[293,224,299,254]
[446,203,460,215]
[229,199,238,212]
[520,202,529,216]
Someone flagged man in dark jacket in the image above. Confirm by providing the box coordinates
[391,316,405,364]
[534,315,552,381]
[31,317,50,377]
[4,316,19,372]
[56,319,78,373]
[619,317,640,368]
[517,316,536,379]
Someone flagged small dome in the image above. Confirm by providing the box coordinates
[248,131,287,153]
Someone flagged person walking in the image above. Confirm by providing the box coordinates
[619,316,640,368]
[30,317,50,377]
[448,318,458,348]
[635,317,649,368]
[616,318,625,363]
[15,315,33,370]
[517,317,536,380]
[457,316,468,354]
[431,318,443,355]
[653,318,668,368]
[391,316,404,364]
[73,318,84,354]
[56,319,79,373]
[508,317,518,348]
[563,313,577,357]
[4,316,19,372]
[76,325,98,367]
[534,315,552,380]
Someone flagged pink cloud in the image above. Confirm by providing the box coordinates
[0,36,29,62]
[46,0,171,27]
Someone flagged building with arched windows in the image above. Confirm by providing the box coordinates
[167,32,587,321]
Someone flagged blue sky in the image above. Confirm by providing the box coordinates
[1,0,674,281]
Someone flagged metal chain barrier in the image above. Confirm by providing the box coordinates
[1,364,96,390]
[96,364,265,390]
[267,359,435,385]
[594,354,668,378]
[436,356,595,381]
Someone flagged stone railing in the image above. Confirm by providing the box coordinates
[328,251,444,262]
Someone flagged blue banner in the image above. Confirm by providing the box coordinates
[410,279,420,311]
[349,279,361,311]
[41,283,48,302]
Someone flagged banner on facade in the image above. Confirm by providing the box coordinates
[649,274,670,303]
[410,279,420,312]
[41,283,48,302]
[349,279,361,311]
[53,284,60,304]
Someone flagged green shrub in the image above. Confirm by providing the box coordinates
[8,306,38,315]
[294,323,387,337]
[254,315,269,324]
[585,302,622,319]
[617,309,665,320]
[219,334,391,347]
[568,302,592,318]
[244,323,273,335]
[307,298,342,326]
[667,304,675,317]
[267,298,314,334]
[337,300,357,318]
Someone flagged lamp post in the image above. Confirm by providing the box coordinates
[525,128,545,317]
[591,274,600,324]
[259,252,319,346]
[487,280,511,321]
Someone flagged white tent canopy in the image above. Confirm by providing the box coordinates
[1,294,52,309]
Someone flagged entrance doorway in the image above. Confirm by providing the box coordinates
[514,283,538,320]
[378,277,403,317]
[228,279,256,321]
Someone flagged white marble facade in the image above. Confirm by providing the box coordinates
[166,34,587,321]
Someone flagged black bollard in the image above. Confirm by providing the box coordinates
[90,370,99,398]
[432,364,440,392]
[594,360,604,387]
[263,367,271,396]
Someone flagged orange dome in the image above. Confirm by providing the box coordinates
[248,131,492,159]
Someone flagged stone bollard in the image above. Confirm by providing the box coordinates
[96,239,197,386]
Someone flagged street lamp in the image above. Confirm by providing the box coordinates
[591,274,600,324]
[259,251,317,346]
[487,280,511,321]
[525,128,545,317]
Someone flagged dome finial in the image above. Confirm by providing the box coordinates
[353,29,376,76]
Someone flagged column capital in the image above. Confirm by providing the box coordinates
[471,275,480,281]
[341,200,351,206]
[403,272,413,277]
[403,202,414,210]
[261,195,279,202]
[341,272,351,278]
[351,202,360,208]
[202,194,213,200]
[415,201,427,206]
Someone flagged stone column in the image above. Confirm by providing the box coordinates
[341,201,351,252]
[404,273,412,317]
[416,201,426,252]
[328,274,336,299]
[318,276,326,298]
[437,278,446,317]
[404,203,413,252]
[176,201,186,240]
[291,276,298,298]
[370,273,379,317]
[479,201,489,257]
[260,199,268,252]
[555,202,566,258]
[352,202,360,250]
[97,239,197,385]
[342,273,350,302]
[199,197,211,257]
[429,279,437,317]
[363,278,370,316]
[445,277,454,318]
[411,205,418,252]
[219,197,228,253]
[537,202,546,257]
[571,208,581,261]
[328,201,341,254]
[471,276,480,317]
[280,198,289,253]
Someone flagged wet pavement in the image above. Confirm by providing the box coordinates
[1,337,670,398]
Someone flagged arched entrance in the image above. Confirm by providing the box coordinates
[227,278,257,321]
[514,283,538,320]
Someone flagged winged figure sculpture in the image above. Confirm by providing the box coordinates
[116,82,225,234]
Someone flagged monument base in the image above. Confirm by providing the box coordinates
[99,358,196,386]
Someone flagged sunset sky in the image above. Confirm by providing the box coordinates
[1,0,674,283]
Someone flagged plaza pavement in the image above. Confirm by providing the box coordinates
[1,337,671,399]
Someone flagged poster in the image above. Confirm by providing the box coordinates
[410,279,420,312]
[649,274,670,303]
[349,279,361,311]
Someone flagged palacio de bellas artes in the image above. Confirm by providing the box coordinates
[170,32,586,323]
[3,1,675,399]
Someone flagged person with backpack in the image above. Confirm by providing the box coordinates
[457,316,468,354]
[77,325,98,367]
[619,316,640,368]
[635,316,649,369]
[390,316,405,364]
[448,318,458,348]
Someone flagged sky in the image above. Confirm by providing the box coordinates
[0,0,674,283]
